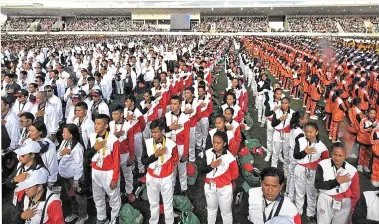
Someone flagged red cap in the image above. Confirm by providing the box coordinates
[187,163,196,176]
[239,147,250,157]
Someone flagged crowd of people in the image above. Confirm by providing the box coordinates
[4,16,379,33]
[200,17,269,32]
[1,33,379,224]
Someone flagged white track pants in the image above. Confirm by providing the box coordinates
[204,183,233,224]
[294,165,317,217]
[196,118,209,151]
[271,135,290,172]
[189,126,197,162]
[92,169,121,221]
[286,147,296,201]
[146,173,174,224]
[173,144,188,191]
[317,193,351,224]
[134,133,145,173]
[120,153,134,194]
[143,121,152,140]
[257,93,265,122]
[266,120,274,156]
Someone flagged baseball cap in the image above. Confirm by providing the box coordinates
[72,94,82,101]
[187,162,198,186]
[91,89,102,97]
[14,139,41,155]
[239,147,250,157]
[14,89,29,97]
[80,68,88,73]
[15,168,49,192]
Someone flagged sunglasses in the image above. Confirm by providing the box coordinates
[45,90,52,92]
[18,96,24,98]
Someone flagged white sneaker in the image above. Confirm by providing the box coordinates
[264,154,271,162]
[357,165,363,172]
[75,215,89,224]
[293,98,299,100]
[260,123,265,128]
[245,125,251,131]
[65,214,79,223]
[306,111,311,113]
[310,116,318,120]
[283,90,289,92]
[372,181,379,187]
[302,105,306,108]
[363,167,371,173]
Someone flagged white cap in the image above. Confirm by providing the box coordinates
[14,139,41,156]
[15,169,49,192]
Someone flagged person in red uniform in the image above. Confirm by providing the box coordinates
[200,131,239,224]
[315,142,360,224]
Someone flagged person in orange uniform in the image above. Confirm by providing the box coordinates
[324,86,336,131]
[308,77,323,120]
[370,125,379,187]
[346,98,364,155]
[357,108,378,173]
[330,89,347,142]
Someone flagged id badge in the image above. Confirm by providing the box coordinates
[332,198,342,211]
[96,158,104,168]
[209,180,217,192]
[154,165,162,176]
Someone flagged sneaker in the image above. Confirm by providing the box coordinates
[258,118,262,123]
[126,193,136,202]
[310,116,318,120]
[363,167,371,173]
[306,111,311,113]
[260,123,265,128]
[302,105,306,108]
[65,214,79,223]
[75,215,89,224]
[96,219,109,224]
[264,154,271,162]
[357,165,363,172]
[306,216,317,224]
[293,97,299,100]
[245,125,251,131]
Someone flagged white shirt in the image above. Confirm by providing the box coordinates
[3,110,20,149]
[57,140,84,181]
[12,100,33,115]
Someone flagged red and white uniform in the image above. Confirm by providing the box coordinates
[109,119,134,195]
[124,107,146,173]
[182,99,198,163]
[165,111,190,191]
[248,187,301,224]
[195,94,213,151]
[142,137,178,224]
[271,109,294,173]
[203,148,239,224]
[89,132,121,221]
[315,159,360,224]
[293,138,329,217]
[225,120,242,156]
[140,100,159,140]
[23,190,64,224]
[221,103,244,123]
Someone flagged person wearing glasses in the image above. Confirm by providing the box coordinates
[44,85,63,123]
[1,97,20,149]
[12,89,33,116]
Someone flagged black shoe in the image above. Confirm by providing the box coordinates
[306,216,317,224]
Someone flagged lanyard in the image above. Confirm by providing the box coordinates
[96,132,109,156]
[153,137,166,163]
[262,197,277,223]
[333,166,340,193]
[19,102,26,113]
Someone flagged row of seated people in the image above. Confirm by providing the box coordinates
[3,16,378,33]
